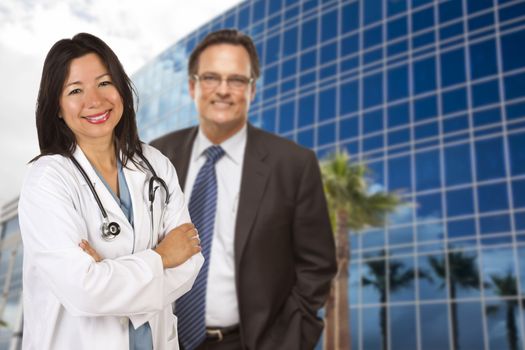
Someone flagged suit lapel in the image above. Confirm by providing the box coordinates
[174,127,198,188]
[234,125,270,264]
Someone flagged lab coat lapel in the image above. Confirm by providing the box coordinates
[234,125,270,265]
[72,146,133,233]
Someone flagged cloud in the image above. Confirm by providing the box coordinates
[0,0,242,207]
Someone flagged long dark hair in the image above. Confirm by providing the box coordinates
[33,32,141,165]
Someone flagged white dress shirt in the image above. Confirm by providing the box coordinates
[184,124,247,327]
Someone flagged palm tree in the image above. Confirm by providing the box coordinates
[428,250,481,350]
[321,151,401,350]
[362,253,423,350]
[485,271,524,350]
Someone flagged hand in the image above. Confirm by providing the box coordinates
[154,223,201,269]
[79,239,103,262]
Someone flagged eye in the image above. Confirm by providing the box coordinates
[67,88,81,96]
[99,80,113,87]
[201,74,220,83]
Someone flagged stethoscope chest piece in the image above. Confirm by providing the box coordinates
[101,221,121,241]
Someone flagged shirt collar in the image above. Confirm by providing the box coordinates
[193,123,247,165]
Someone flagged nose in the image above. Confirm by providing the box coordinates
[85,87,102,108]
[215,78,230,95]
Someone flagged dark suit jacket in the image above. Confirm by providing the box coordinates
[151,124,337,350]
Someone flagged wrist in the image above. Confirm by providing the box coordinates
[153,248,167,269]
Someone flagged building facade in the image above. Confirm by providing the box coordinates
[132,0,525,349]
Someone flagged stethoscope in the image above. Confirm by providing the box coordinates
[70,152,170,243]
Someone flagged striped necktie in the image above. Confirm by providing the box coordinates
[176,145,225,350]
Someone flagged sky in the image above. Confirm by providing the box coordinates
[0,0,243,208]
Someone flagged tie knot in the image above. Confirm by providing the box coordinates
[205,145,225,164]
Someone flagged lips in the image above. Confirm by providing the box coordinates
[83,110,110,124]
[212,101,233,109]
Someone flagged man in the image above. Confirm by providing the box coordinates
[151,29,336,350]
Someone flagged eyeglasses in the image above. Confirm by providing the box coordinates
[193,73,254,91]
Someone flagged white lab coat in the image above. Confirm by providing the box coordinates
[18,144,204,350]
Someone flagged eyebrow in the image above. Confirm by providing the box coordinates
[64,73,111,88]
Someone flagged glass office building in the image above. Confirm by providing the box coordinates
[132,0,525,349]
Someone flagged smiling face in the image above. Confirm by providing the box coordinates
[189,44,256,144]
[59,53,123,148]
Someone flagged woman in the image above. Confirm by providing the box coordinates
[18,33,203,350]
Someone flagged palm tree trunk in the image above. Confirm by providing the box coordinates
[323,282,335,349]
[334,209,350,350]
[380,295,387,350]
[450,284,459,350]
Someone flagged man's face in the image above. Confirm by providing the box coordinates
[189,44,256,142]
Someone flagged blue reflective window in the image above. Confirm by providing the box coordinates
[298,128,314,148]
[390,256,416,302]
[439,0,463,23]
[263,66,278,85]
[388,40,408,57]
[299,71,315,87]
[368,160,385,186]
[363,135,383,152]
[413,31,435,48]
[442,87,467,114]
[417,193,443,220]
[389,226,413,245]
[364,73,383,108]
[417,222,444,242]
[280,78,296,94]
[238,5,250,29]
[412,0,433,7]
[416,150,441,191]
[504,72,525,100]
[501,30,525,71]
[445,143,472,186]
[509,132,525,175]
[473,107,501,127]
[269,0,282,13]
[363,110,383,134]
[499,1,525,21]
[447,188,474,217]
[470,39,498,80]
[388,0,407,16]
[362,229,385,248]
[475,137,506,181]
[298,94,315,127]
[440,22,463,41]
[467,0,493,14]
[478,183,509,213]
[415,95,437,121]
[388,65,408,102]
[321,42,337,64]
[418,258,448,300]
[414,57,436,94]
[262,108,276,132]
[388,128,410,146]
[457,302,485,348]
[279,100,295,133]
[364,0,382,25]
[339,117,358,140]
[281,57,296,79]
[468,12,494,32]
[318,122,335,146]
[364,25,382,48]
[252,0,266,23]
[263,86,277,100]
[415,121,438,140]
[412,8,434,32]
[300,50,316,71]
[320,64,336,80]
[507,100,525,120]
[340,81,358,115]
[342,34,359,56]
[388,103,409,127]
[282,27,298,57]
[364,48,382,64]
[301,0,318,12]
[301,18,317,50]
[472,80,500,107]
[322,9,338,41]
[480,214,511,235]
[342,2,359,34]
[388,16,407,40]
[448,218,477,239]
[389,156,412,191]
[512,179,525,208]
[443,114,469,134]
[319,88,336,122]
[420,304,449,349]
[440,49,466,88]
[390,305,417,349]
